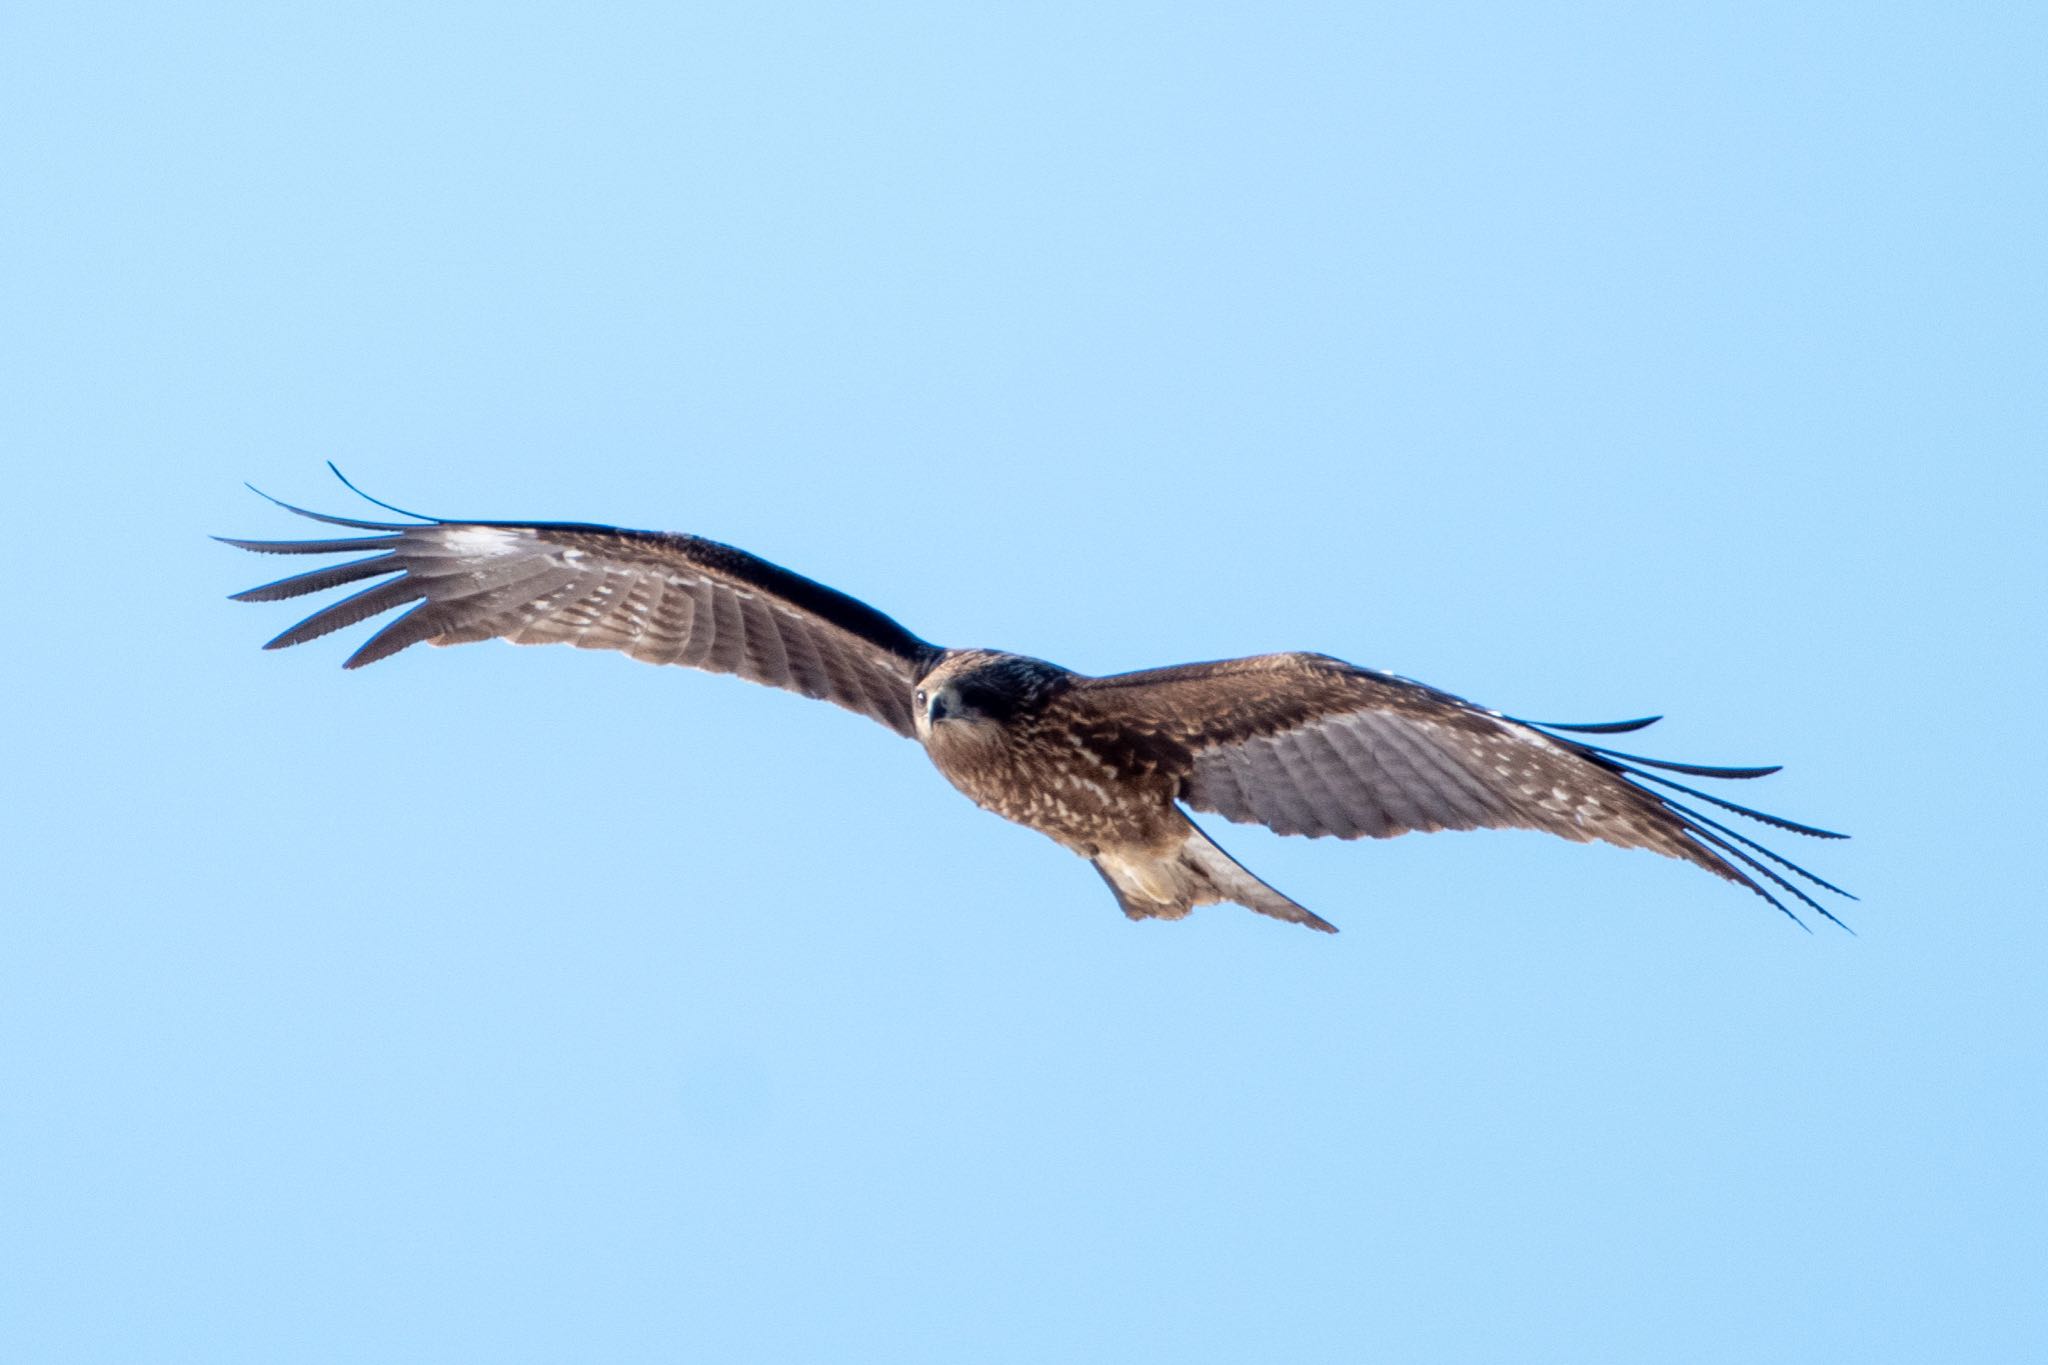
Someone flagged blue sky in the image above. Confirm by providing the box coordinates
[4,3,2043,1360]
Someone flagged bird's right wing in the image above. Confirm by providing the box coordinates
[1068,653,1851,926]
[222,485,944,737]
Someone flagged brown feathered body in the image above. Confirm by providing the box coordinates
[222,483,1850,934]
[918,651,1169,851]
[911,649,1323,927]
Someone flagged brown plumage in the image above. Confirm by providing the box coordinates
[223,473,1851,934]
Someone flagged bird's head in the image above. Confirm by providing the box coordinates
[914,650,1067,741]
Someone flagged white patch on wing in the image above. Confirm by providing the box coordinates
[440,525,531,556]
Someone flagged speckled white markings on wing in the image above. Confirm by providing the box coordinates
[442,525,531,556]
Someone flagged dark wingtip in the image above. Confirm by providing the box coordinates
[1578,745,1785,779]
[1518,714,1664,735]
[233,483,409,532]
[1623,767,1851,840]
[1712,833,1853,932]
[243,481,292,512]
[327,462,437,521]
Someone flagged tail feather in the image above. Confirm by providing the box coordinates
[1092,821,1338,934]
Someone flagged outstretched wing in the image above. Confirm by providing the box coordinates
[1067,653,1851,927]
[221,483,944,736]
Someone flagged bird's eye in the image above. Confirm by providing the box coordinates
[914,689,928,707]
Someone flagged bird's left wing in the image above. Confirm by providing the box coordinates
[1067,653,1851,925]
[222,487,943,736]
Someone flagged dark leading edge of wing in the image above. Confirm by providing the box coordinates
[219,474,944,736]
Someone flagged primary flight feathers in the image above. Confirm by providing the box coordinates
[223,472,1850,934]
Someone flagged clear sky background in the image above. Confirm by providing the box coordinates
[4,4,2043,1361]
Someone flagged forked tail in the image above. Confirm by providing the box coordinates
[1092,819,1338,934]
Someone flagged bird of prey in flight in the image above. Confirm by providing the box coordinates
[222,471,1850,934]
